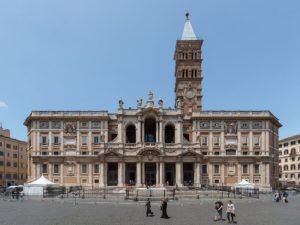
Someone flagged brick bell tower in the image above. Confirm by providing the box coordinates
[174,12,203,114]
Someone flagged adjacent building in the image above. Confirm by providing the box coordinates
[0,126,27,187]
[24,13,281,190]
[279,134,300,186]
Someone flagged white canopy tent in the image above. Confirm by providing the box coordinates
[235,179,255,189]
[24,175,57,196]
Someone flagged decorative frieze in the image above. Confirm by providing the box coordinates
[39,121,49,129]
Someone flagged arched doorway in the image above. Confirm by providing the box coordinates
[144,117,156,143]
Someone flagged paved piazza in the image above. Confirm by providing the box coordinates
[0,196,299,225]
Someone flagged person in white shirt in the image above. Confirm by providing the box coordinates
[226,200,236,224]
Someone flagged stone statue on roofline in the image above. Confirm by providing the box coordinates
[137,97,142,108]
[118,99,124,109]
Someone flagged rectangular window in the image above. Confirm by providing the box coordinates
[243,165,248,174]
[6,144,11,149]
[94,179,99,183]
[94,164,99,173]
[253,136,260,146]
[214,165,220,174]
[0,151,3,156]
[82,164,87,173]
[53,164,59,174]
[41,136,48,145]
[201,136,208,146]
[213,136,220,146]
[291,141,296,145]
[13,173,17,179]
[54,136,59,144]
[13,145,18,150]
[202,165,207,174]
[242,136,248,146]
[81,136,87,145]
[0,161,3,166]
[7,152,10,157]
[254,164,260,174]
[13,162,18,168]
[6,162,11,167]
[6,173,11,179]
[93,136,99,144]
[13,153,18,158]
[0,142,2,147]
[42,164,48,173]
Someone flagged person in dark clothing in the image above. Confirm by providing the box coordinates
[160,199,170,219]
[145,198,154,217]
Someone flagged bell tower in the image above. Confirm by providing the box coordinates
[174,12,203,114]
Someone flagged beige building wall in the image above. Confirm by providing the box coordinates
[0,127,27,187]
[279,134,300,186]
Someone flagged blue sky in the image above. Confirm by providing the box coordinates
[0,0,299,141]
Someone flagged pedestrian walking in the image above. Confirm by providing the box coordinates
[214,201,224,221]
[145,198,154,217]
[160,199,170,219]
[282,191,288,203]
[226,200,236,224]
[274,191,280,203]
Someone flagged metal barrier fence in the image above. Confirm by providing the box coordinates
[41,185,260,201]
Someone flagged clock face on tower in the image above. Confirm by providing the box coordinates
[185,89,195,99]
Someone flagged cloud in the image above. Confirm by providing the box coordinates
[0,101,8,109]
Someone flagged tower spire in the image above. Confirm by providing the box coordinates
[181,12,197,40]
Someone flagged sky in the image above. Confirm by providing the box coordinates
[0,0,299,141]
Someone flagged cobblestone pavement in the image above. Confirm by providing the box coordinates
[0,195,299,225]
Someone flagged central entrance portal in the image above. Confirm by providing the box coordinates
[144,163,156,186]
[125,163,136,185]
[107,163,118,186]
[165,163,176,186]
[183,163,194,186]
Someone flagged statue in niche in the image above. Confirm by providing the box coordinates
[137,97,142,108]
[118,99,124,109]
[176,98,182,109]
[158,97,163,108]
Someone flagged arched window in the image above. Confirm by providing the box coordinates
[291,148,296,155]
[126,124,136,143]
[284,149,289,155]
[279,151,282,156]
[284,165,288,171]
[165,124,175,143]
[291,164,296,170]
[144,117,156,143]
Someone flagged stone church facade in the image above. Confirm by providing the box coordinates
[24,14,281,190]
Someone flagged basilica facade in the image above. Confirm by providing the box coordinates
[24,14,281,190]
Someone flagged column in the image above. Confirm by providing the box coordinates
[265,164,270,186]
[159,120,163,143]
[60,164,64,185]
[37,131,40,154]
[142,122,144,143]
[118,161,124,187]
[136,162,141,186]
[208,163,213,185]
[77,163,80,185]
[237,163,242,183]
[156,162,160,186]
[261,162,265,186]
[159,161,165,186]
[142,162,145,186]
[237,131,241,155]
[89,163,93,186]
[249,131,253,154]
[137,119,142,143]
[195,162,201,186]
[48,163,52,181]
[249,164,254,183]
[193,162,197,186]
[37,163,41,177]
[209,132,213,153]
[156,121,159,143]
[176,161,183,187]
[48,131,52,154]
[60,131,64,154]
[221,164,225,184]
[99,163,104,187]
[88,131,92,155]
